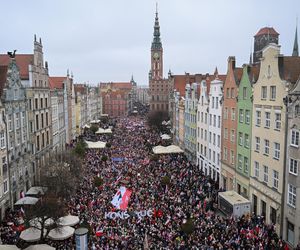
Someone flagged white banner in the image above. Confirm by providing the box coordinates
[104,209,153,220]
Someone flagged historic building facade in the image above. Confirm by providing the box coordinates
[221,57,242,190]
[282,71,300,247]
[136,85,149,105]
[2,58,31,206]
[149,9,172,113]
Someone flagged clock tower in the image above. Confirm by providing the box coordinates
[151,6,163,80]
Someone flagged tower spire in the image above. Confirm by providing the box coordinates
[293,19,299,56]
[151,3,162,50]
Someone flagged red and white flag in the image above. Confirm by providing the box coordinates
[111,186,132,210]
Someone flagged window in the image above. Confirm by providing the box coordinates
[0,131,5,148]
[35,98,38,109]
[238,154,243,169]
[36,114,39,130]
[230,150,234,164]
[255,137,260,152]
[239,109,244,123]
[223,147,228,160]
[226,88,230,98]
[264,139,270,155]
[224,128,228,139]
[213,133,216,145]
[231,129,235,142]
[254,161,259,178]
[261,86,267,99]
[40,98,43,109]
[289,158,298,175]
[29,99,32,110]
[216,97,219,109]
[295,105,300,116]
[287,221,295,245]
[209,149,211,160]
[46,112,48,126]
[245,110,250,124]
[231,88,234,98]
[201,112,203,123]
[209,132,212,143]
[205,113,207,124]
[239,132,243,146]
[263,165,269,183]
[275,112,281,130]
[231,108,235,121]
[244,157,249,172]
[274,142,280,160]
[224,108,228,119]
[212,97,215,108]
[204,130,207,141]
[270,206,277,225]
[288,184,296,207]
[256,110,261,126]
[244,134,249,148]
[291,130,299,147]
[217,135,220,147]
[265,111,270,128]
[218,116,221,128]
[213,115,216,127]
[270,86,276,100]
[209,114,212,125]
[201,128,203,139]
[3,179,8,193]
[273,170,279,190]
[36,135,40,151]
[41,113,44,128]
[243,87,247,99]
[45,98,48,108]
[213,151,215,163]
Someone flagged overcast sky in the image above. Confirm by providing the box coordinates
[1,0,299,85]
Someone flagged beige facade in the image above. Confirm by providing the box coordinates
[178,98,185,150]
[250,44,286,234]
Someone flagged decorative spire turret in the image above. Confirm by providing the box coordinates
[292,22,299,56]
[151,3,162,50]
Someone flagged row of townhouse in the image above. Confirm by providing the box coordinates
[0,36,102,220]
[171,35,300,247]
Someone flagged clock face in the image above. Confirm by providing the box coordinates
[153,52,159,59]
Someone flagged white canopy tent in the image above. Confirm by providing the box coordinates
[58,215,79,226]
[25,245,55,250]
[26,186,47,196]
[95,128,112,134]
[83,124,90,129]
[48,226,75,240]
[15,197,39,205]
[153,145,184,154]
[0,246,19,250]
[85,140,106,149]
[29,217,54,228]
[161,134,171,140]
[20,228,43,242]
[90,119,101,124]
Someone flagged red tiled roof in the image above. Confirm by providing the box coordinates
[0,54,33,80]
[280,56,300,84]
[49,77,66,89]
[234,68,243,83]
[0,65,8,97]
[100,82,132,90]
[74,84,87,94]
[173,75,187,96]
[254,27,279,37]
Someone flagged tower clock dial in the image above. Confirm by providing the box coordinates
[153,52,159,59]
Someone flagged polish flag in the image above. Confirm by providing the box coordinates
[111,186,132,210]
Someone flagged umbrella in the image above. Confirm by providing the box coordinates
[25,244,55,250]
[15,197,39,205]
[26,186,47,196]
[48,226,75,240]
[20,227,43,242]
[58,215,79,226]
[0,246,19,250]
[30,217,54,228]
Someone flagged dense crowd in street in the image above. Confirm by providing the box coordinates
[0,115,298,249]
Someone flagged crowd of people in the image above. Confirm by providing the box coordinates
[0,115,298,249]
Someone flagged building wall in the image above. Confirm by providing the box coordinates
[236,65,253,198]
[249,44,286,234]
[221,57,239,191]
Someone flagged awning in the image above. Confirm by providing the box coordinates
[29,217,54,228]
[48,226,75,240]
[15,197,39,205]
[58,215,79,227]
[0,246,19,250]
[20,227,43,242]
[85,140,106,149]
[90,120,100,124]
[161,134,171,140]
[153,145,184,154]
[95,128,112,134]
[25,245,55,250]
[26,186,47,196]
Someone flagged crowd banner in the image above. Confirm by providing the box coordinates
[111,186,132,210]
[104,209,153,220]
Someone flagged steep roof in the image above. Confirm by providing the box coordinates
[74,84,87,94]
[279,56,300,84]
[49,77,66,89]
[254,27,279,37]
[0,54,33,80]
[110,82,132,89]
